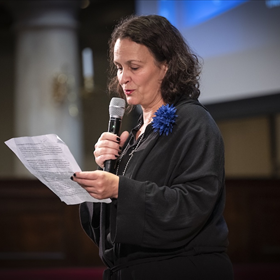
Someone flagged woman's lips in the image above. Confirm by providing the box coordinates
[124,89,134,96]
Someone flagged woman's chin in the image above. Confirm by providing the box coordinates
[126,97,139,106]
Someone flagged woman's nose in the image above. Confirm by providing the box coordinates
[119,69,130,85]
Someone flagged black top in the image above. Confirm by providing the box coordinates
[79,97,232,279]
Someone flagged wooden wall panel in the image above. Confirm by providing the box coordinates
[224,178,280,263]
[0,178,280,268]
[0,179,103,268]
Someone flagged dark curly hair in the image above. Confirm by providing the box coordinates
[108,15,201,104]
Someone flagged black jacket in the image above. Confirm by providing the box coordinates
[80,98,230,278]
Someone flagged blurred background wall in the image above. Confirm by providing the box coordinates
[0,0,279,277]
[0,0,136,177]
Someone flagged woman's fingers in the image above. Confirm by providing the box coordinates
[97,132,120,144]
[72,171,119,199]
[94,133,121,167]
[94,146,120,159]
[94,131,129,168]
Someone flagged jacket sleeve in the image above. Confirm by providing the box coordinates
[112,103,226,249]
[79,201,101,246]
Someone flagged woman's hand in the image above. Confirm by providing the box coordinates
[94,131,129,168]
[72,170,119,199]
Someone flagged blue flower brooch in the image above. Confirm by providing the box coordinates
[152,104,178,136]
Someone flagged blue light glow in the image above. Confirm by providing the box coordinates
[158,0,249,29]
[158,1,178,27]
[266,0,280,8]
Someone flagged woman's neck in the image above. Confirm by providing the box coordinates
[141,99,165,126]
[136,100,165,139]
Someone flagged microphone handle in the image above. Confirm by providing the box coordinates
[104,117,122,173]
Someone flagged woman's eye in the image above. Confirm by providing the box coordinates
[131,67,139,71]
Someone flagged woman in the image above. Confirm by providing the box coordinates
[73,15,234,280]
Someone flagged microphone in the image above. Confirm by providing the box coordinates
[103,97,126,173]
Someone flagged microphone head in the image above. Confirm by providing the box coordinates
[109,97,125,118]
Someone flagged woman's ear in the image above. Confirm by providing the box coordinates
[163,62,168,73]
[160,62,168,78]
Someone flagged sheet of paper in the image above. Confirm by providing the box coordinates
[5,134,111,205]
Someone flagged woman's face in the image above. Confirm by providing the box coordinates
[114,38,167,109]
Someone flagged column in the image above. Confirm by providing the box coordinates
[8,0,83,177]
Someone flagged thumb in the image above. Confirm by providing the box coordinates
[120,131,129,148]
